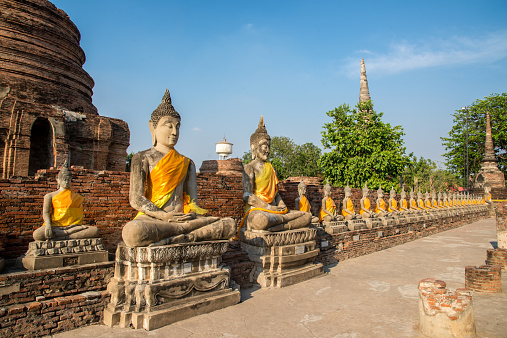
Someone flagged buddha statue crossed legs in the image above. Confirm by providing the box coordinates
[387,186,400,215]
[319,181,344,223]
[342,184,359,220]
[122,90,236,247]
[359,183,377,219]
[374,186,388,217]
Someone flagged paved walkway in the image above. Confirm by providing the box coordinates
[55,218,506,338]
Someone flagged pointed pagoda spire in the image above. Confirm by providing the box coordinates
[359,58,371,103]
[483,111,497,163]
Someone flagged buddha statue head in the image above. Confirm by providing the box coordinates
[149,89,181,148]
[250,116,271,161]
[377,185,384,198]
[344,183,352,198]
[362,183,369,198]
[438,191,442,200]
[390,186,396,199]
[298,180,307,197]
[57,160,71,190]
[410,188,415,199]
[401,187,406,200]
[425,191,430,200]
[323,180,332,197]
[432,190,436,199]
[417,190,423,199]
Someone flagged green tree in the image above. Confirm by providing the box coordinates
[319,100,410,189]
[441,93,507,185]
[242,136,322,180]
[402,155,460,192]
[126,152,134,172]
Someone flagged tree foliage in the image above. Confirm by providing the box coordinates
[242,136,322,180]
[441,93,507,182]
[402,155,460,192]
[126,152,134,172]
[319,101,409,189]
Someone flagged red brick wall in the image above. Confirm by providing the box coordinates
[465,265,502,293]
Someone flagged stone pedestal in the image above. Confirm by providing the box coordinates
[19,238,108,270]
[379,216,396,227]
[323,221,348,234]
[239,228,323,288]
[103,241,240,331]
[346,219,368,231]
[364,217,382,229]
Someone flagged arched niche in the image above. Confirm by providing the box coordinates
[28,117,54,175]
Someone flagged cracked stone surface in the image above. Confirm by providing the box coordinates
[55,218,506,337]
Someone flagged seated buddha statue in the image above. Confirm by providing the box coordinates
[409,189,420,212]
[424,191,432,209]
[342,184,359,220]
[32,162,99,241]
[295,181,319,223]
[359,183,377,219]
[241,117,311,233]
[399,187,410,214]
[417,190,427,210]
[444,192,451,208]
[484,186,492,205]
[122,90,236,247]
[387,186,399,215]
[438,192,444,208]
[319,181,344,223]
[374,186,388,217]
[431,190,438,208]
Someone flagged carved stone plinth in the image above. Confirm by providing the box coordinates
[103,241,240,331]
[19,238,108,270]
[239,228,323,288]
[379,216,396,226]
[347,219,368,231]
[323,221,348,234]
[364,217,382,229]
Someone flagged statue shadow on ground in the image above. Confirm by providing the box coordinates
[490,241,498,249]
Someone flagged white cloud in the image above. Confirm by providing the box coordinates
[341,30,507,78]
[192,127,201,132]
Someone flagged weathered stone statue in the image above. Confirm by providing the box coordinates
[443,192,450,208]
[425,191,432,209]
[342,184,359,220]
[484,186,492,205]
[359,183,376,219]
[241,117,311,232]
[295,180,319,223]
[418,190,427,210]
[319,181,344,222]
[32,162,99,241]
[238,116,322,288]
[387,187,399,215]
[432,190,438,208]
[374,186,388,217]
[399,187,410,214]
[21,161,107,270]
[122,90,236,247]
[104,90,240,330]
[410,189,420,212]
[438,192,444,208]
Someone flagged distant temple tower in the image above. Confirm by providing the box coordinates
[0,0,130,177]
[359,58,371,103]
[473,111,506,198]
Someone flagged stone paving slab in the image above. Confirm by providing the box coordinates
[54,218,507,338]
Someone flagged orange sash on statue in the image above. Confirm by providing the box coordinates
[342,198,355,217]
[299,195,311,213]
[388,199,397,212]
[360,197,371,215]
[401,199,408,210]
[47,189,84,227]
[320,197,336,221]
[375,198,386,213]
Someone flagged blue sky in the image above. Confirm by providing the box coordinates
[51,0,507,170]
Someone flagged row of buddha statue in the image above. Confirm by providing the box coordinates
[21,89,490,330]
[294,181,490,224]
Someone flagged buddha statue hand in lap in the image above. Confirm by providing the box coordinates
[374,185,388,217]
[399,187,410,214]
[359,183,376,219]
[342,183,359,220]
[295,181,319,223]
[239,116,311,233]
[122,89,236,247]
[33,161,99,241]
[319,181,344,223]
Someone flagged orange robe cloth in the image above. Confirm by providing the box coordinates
[320,197,336,221]
[426,200,432,209]
[375,198,386,214]
[298,195,311,213]
[46,189,84,227]
[411,199,419,210]
[360,197,371,215]
[418,199,426,209]
[135,148,205,218]
[342,198,355,217]
[401,199,408,211]
[388,199,397,212]
[433,200,438,208]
